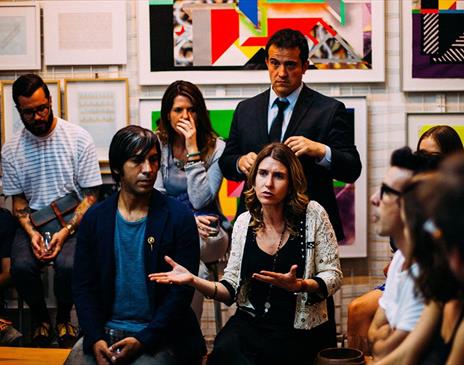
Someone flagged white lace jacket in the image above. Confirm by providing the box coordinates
[222,200,342,330]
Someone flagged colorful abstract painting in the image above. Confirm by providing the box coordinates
[402,0,464,90]
[139,96,367,256]
[150,0,372,70]
[138,1,384,84]
[412,0,464,78]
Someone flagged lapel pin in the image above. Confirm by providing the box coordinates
[147,236,155,251]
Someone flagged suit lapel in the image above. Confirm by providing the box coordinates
[283,86,316,141]
[144,190,168,275]
[256,90,271,144]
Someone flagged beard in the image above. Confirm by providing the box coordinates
[23,109,54,136]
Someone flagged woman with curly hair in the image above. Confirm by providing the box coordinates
[150,143,342,365]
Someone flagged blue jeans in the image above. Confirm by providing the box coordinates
[64,337,192,365]
[10,228,76,324]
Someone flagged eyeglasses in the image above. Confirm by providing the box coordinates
[380,183,402,200]
[17,102,50,121]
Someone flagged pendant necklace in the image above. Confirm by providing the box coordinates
[263,222,287,314]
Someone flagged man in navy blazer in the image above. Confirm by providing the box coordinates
[219,28,362,241]
[68,126,206,365]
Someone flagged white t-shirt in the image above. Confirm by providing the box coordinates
[379,250,425,332]
[1,118,102,210]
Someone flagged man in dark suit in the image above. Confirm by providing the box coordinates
[219,28,362,241]
[68,126,205,365]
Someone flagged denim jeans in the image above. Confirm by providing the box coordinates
[64,337,189,365]
[10,227,76,324]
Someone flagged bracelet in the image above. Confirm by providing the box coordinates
[186,151,201,158]
[206,281,218,300]
[65,223,75,236]
[184,160,202,168]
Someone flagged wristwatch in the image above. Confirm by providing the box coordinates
[65,223,75,236]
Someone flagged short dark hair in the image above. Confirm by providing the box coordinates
[417,125,464,155]
[109,125,160,184]
[265,28,309,65]
[390,146,440,174]
[12,74,50,106]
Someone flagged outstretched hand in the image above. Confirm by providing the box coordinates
[252,265,302,292]
[148,256,194,285]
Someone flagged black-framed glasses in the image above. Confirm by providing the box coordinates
[17,102,50,121]
[380,183,402,200]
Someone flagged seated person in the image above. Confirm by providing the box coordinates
[0,207,22,345]
[367,147,427,361]
[154,80,229,320]
[150,143,343,365]
[66,126,206,365]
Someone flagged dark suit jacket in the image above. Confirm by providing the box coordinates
[73,189,206,358]
[219,85,362,240]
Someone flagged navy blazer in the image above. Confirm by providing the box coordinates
[73,189,206,357]
[219,85,362,240]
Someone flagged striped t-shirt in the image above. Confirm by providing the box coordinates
[1,118,102,210]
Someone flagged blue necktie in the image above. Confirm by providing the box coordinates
[269,99,289,142]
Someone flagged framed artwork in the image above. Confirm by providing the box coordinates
[407,113,464,148]
[43,1,127,66]
[139,95,367,257]
[401,0,464,91]
[64,78,129,162]
[137,0,384,85]
[0,3,41,70]
[1,80,61,145]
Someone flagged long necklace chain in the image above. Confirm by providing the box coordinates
[263,222,287,314]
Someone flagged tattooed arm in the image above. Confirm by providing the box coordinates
[13,193,45,260]
[42,187,99,261]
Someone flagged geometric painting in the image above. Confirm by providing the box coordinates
[402,0,464,90]
[412,0,464,78]
[138,1,385,84]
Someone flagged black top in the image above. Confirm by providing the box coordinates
[0,208,17,259]
[239,221,306,328]
[420,305,464,365]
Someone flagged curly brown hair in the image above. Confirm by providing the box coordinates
[157,80,217,160]
[244,143,309,235]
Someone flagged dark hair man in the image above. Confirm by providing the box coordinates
[219,28,361,241]
[68,126,206,365]
[1,74,102,347]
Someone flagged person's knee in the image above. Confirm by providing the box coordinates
[10,255,38,280]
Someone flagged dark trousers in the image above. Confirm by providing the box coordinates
[207,310,335,365]
[10,228,76,324]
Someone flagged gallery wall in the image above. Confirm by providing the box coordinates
[1,0,463,333]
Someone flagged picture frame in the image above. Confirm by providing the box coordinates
[1,80,61,145]
[407,113,464,148]
[401,1,464,91]
[0,2,41,70]
[43,1,127,66]
[64,78,129,162]
[139,95,367,257]
[137,1,384,85]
